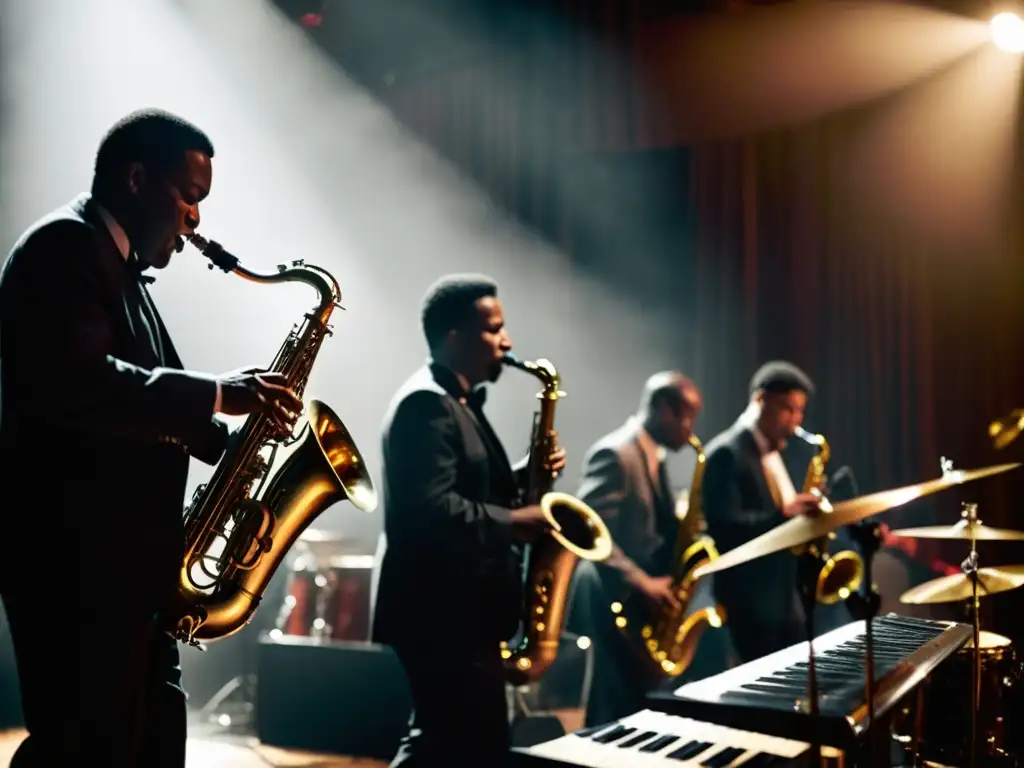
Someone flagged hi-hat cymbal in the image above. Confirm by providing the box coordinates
[890,520,1024,541]
[693,462,1021,579]
[899,565,1024,605]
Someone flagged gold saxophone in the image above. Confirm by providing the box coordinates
[169,234,378,648]
[499,354,613,685]
[612,434,725,678]
[790,427,862,604]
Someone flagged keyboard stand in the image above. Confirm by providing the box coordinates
[796,550,825,765]
[847,520,885,766]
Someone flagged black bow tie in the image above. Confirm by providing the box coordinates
[126,255,156,285]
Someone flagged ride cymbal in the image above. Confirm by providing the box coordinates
[899,565,1024,605]
[692,462,1021,579]
[890,520,1024,541]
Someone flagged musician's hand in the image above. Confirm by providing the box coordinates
[218,371,303,438]
[636,574,680,612]
[545,443,567,478]
[783,492,822,518]
[510,504,548,542]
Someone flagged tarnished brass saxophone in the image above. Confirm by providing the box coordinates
[169,234,378,648]
[790,427,862,604]
[612,435,725,678]
[499,354,613,684]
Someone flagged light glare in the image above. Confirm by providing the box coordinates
[990,12,1024,53]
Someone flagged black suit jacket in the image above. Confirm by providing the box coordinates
[701,419,801,629]
[372,362,526,652]
[0,194,229,617]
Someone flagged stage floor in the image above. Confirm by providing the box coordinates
[0,729,388,767]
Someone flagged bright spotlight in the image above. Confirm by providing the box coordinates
[990,12,1024,53]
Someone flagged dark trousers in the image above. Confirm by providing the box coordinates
[584,616,656,727]
[1,588,186,768]
[388,643,510,768]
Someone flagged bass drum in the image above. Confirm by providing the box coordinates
[893,629,1021,766]
[276,554,375,642]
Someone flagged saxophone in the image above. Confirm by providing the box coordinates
[169,233,378,647]
[499,354,613,685]
[613,434,725,678]
[790,427,862,604]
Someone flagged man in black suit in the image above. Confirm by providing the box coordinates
[0,109,302,767]
[569,372,703,725]
[373,274,566,768]
[701,361,821,664]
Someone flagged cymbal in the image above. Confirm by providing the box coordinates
[990,408,1024,450]
[899,565,1024,604]
[890,520,1024,541]
[693,462,1021,579]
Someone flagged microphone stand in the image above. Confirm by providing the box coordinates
[847,520,884,767]
[797,550,825,765]
[959,502,981,768]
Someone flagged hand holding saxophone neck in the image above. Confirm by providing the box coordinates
[186,232,240,273]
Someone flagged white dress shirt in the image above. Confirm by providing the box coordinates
[95,203,221,415]
[739,402,796,509]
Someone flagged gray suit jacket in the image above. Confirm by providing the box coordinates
[576,419,688,603]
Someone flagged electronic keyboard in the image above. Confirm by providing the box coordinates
[647,613,971,749]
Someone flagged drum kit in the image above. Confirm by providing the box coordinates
[891,506,1024,767]
[693,405,1024,768]
[274,528,377,643]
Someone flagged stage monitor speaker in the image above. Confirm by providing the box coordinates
[255,634,411,759]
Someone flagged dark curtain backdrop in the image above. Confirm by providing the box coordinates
[310,0,1024,637]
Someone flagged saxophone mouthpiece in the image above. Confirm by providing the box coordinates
[186,232,240,274]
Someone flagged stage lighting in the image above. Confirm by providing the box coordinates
[990,11,1024,53]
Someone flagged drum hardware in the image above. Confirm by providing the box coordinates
[689,458,1020,767]
[895,500,1024,768]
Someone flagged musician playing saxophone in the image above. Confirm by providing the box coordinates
[372,274,566,768]
[702,361,820,664]
[0,109,302,768]
[568,371,703,726]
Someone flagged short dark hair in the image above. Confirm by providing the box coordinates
[421,273,498,351]
[641,371,697,416]
[749,360,815,397]
[92,108,215,190]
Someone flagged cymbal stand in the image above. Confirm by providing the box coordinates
[847,519,884,766]
[797,550,825,765]
[958,502,982,768]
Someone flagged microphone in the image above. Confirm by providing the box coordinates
[828,466,859,502]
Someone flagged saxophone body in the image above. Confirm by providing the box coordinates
[614,435,725,678]
[170,234,378,647]
[790,427,863,604]
[499,354,613,685]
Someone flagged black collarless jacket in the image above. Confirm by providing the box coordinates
[0,194,229,617]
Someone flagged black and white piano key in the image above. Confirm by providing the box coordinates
[517,709,811,767]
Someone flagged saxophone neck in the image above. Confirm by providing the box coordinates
[503,353,560,395]
[795,426,830,491]
[187,232,340,322]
